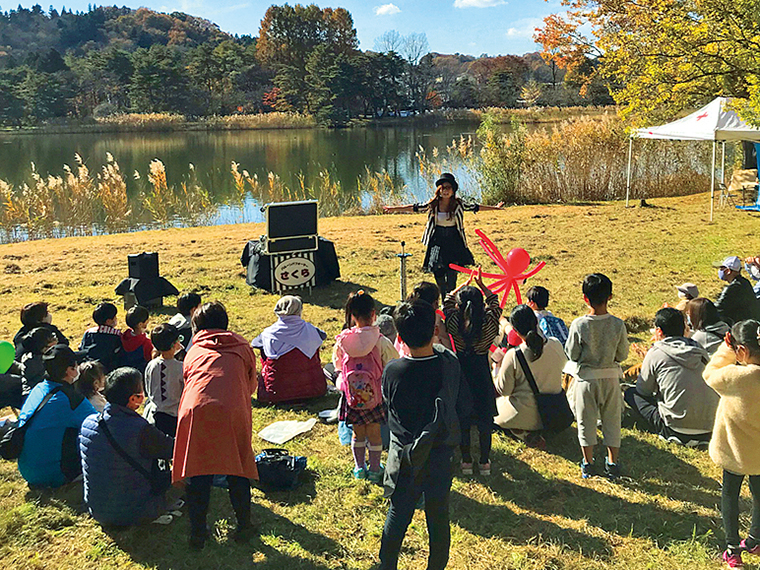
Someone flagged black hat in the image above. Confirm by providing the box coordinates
[42,344,78,381]
[150,323,184,352]
[435,172,458,192]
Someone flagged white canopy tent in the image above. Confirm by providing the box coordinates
[626,97,760,221]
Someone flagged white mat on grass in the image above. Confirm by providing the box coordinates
[258,418,318,445]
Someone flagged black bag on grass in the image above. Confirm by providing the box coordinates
[515,349,574,434]
[255,448,307,490]
[0,386,61,460]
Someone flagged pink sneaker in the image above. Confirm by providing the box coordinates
[740,538,760,556]
[460,462,473,476]
[723,549,744,569]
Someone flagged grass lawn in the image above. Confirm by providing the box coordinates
[1,191,759,569]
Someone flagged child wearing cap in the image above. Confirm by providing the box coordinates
[143,323,184,437]
[714,256,760,324]
[675,283,699,312]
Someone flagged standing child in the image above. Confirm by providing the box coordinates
[380,300,461,570]
[333,291,398,482]
[144,323,185,437]
[121,306,153,374]
[444,267,501,476]
[565,273,629,479]
[80,302,123,373]
[703,320,760,569]
[75,361,107,412]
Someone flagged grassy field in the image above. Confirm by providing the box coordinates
[1,191,759,570]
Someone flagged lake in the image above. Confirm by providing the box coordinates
[0,121,482,230]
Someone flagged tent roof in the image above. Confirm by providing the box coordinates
[633,97,760,142]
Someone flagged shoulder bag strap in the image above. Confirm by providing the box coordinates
[22,385,63,429]
[98,416,153,482]
[515,348,541,396]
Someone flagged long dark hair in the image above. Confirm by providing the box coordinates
[510,304,545,361]
[686,297,721,331]
[731,319,760,357]
[456,286,484,350]
[425,184,461,220]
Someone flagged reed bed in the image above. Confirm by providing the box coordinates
[203,112,316,130]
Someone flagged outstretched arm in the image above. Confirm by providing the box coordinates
[383,204,416,213]
[477,202,505,211]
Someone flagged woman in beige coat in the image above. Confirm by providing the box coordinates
[703,320,760,569]
[494,305,567,448]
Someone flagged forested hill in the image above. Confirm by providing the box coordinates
[0,4,607,128]
[0,5,231,59]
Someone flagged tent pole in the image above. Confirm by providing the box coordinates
[710,140,716,222]
[721,141,726,185]
[626,137,633,207]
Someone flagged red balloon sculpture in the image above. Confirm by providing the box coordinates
[449,229,546,308]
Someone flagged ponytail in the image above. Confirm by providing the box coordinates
[456,286,484,350]
[510,304,544,361]
[344,290,376,329]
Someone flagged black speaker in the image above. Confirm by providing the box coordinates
[743,141,758,170]
[128,252,159,279]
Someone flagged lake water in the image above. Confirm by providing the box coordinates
[0,121,482,228]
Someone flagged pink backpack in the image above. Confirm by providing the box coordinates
[340,344,383,410]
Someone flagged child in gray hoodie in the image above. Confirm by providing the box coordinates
[624,307,718,447]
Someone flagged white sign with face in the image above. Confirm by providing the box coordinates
[274,257,316,287]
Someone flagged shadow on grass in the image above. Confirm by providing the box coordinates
[304,280,380,310]
[548,428,721,509]
[483,447,720,548]
[105,499,343,570]
[450,490,613,558]
[252,468,319,507]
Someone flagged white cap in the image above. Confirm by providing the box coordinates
[713,256,741,272]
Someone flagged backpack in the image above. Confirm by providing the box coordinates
[340,343,383,410]
[539,315,569,345]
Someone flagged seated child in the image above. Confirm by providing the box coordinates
[14,301,69,359]
[169,292,201,358]
[565,274,629,480]
[526,286,569,345]
[121,306,153,374]
[380,300,461,570]
[80,302,123,373]
[79,367,176,527]
[675,283,700,312]
[75,361,107,413]
[19,327,57,397]
[143,323,184,437]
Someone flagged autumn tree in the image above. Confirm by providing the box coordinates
[534,0,760,124]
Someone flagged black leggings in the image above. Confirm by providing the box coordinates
[433,268,458,299]
[186,475,251,537]
[722,470,760,548]
[460,416,492,464]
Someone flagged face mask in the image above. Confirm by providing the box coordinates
[43,313,53,325]
[70,369,80,383]
[719,269,729,280]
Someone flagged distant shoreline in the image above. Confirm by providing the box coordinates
[0,107,615,136]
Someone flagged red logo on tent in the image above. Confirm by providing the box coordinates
[696,112,709,120]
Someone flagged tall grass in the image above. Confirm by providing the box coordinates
[472,113,712,204]
[94,112,317,132]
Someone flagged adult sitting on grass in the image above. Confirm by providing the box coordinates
[380,300,461,570]
[172,301,259,550]
[623,308,718,448]
[13,301,68,360]
[17,345,96,488]
[713,256,760,324]
[494,305,567,448]
[79,367,175,527]
[250,295,327,404]
[686,298,730,357]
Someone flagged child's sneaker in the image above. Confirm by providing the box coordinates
[460,461,473,476]
[352,466,367,480]
[478,462,491,476]
[723,549,744,568]
[741,538,760,556]
[367,465,385,484]
[580,461,597,479]
[604,459,621,481]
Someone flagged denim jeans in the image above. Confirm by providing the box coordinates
[379,446,454,570]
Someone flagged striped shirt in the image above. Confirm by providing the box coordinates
[443,291,501,355]
[414,199,479,248]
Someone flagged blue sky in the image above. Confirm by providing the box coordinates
[14,0,563,56]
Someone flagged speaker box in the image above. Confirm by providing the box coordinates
[128,252,159,279]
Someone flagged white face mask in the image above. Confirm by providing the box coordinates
[69,368,80,383]
[43,313,53,325]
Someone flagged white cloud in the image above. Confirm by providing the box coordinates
[454,0,506,8]
[374,3,401,15]
[503,17,543,41]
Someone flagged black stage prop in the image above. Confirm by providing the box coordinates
[115,252,179,309]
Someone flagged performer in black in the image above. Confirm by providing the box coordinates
[383,173,503,297]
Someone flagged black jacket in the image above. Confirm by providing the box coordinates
[715,274,760,325]
[13,323,69,360]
